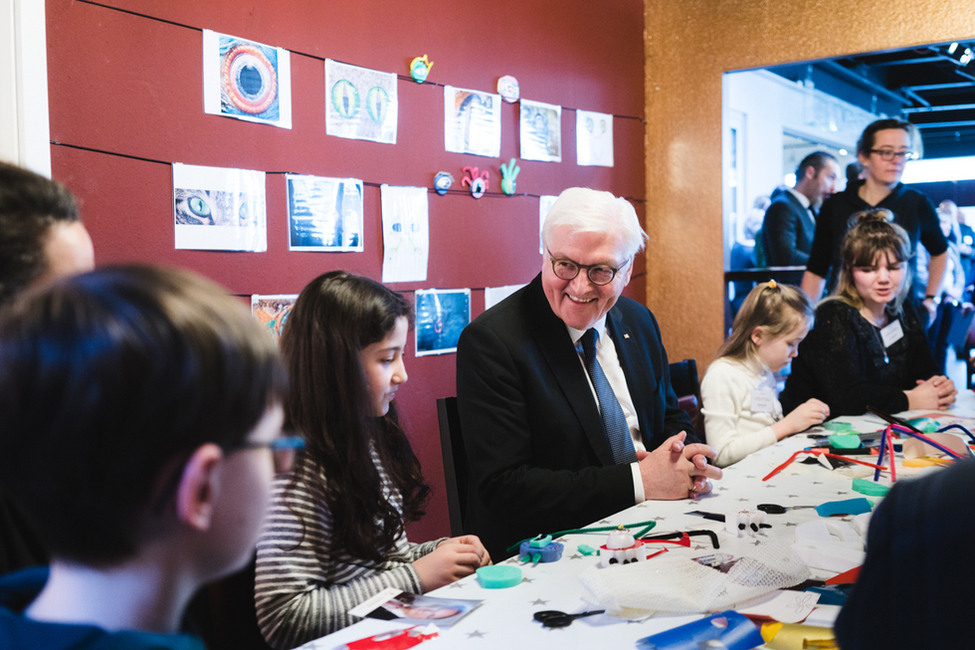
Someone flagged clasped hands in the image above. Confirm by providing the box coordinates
[637,431,722,500]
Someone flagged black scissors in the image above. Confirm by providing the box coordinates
[533,609,605,628]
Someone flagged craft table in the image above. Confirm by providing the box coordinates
[297,392,975,649]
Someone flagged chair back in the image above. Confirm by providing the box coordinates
[437,396,468,536]
[669,358,703,434]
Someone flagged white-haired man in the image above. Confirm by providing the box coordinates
[456,187,721,558]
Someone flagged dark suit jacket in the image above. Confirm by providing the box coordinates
[762,187,815,266]
[455,274,696,558]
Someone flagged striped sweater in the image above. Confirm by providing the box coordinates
[254,452,441,649]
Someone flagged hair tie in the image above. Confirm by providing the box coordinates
[767,279,777,289]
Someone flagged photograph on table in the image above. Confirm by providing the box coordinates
[350,588,482,629]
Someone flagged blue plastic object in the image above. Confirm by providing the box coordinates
[815,497,872,517]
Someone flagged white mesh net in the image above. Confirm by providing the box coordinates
[577,538,810,619]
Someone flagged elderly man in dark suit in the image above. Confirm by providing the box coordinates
[762,151,840,266]
[456,187,721,558]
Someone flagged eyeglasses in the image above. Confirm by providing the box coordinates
[239,435,305,474]
[869,149,917,161]
[547,249,630,286]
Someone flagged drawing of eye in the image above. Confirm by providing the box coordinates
[365,86,389,123]
[392,222,403,233]
[331,79,360,118]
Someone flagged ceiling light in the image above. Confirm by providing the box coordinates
[947,42,974,66]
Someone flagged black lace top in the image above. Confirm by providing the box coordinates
[780,299,937,416]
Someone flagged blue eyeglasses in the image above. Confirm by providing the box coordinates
[239,436,306,473]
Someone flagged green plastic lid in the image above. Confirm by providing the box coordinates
[476,565,522,589]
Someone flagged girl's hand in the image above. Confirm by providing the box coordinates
[774,398,829,439]
[439,535,491,567]
[413,539,483,591]
[908,376,957,410]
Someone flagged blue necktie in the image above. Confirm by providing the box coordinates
[580,328,637,465]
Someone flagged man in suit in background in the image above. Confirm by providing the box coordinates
[456,187,721,558]
[762,152,840,266]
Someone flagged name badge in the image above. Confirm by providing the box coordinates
[880,319,904,348]
[750,387,776,413]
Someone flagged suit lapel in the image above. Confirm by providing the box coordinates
[607,306,657,447]
[525,277,615,466]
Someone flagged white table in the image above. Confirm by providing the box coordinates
[298,392,975,649]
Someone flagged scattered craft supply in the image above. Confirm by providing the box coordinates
[851,477,889,496]
[598,526,650,567]
[577,544,596,556]
[519,534,564,564]
[763,449,886,481]
[814,497,872,517]
[475,565,522,589]
[533,609,604,628]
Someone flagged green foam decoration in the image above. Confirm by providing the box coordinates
[905,417,939,433]
[577,544,596,556]
[852,477,890,497]
[828,434,862,449]
[823,421,854,432]
[476,565,522,589]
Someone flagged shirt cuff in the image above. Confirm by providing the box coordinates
[631,462,645,503]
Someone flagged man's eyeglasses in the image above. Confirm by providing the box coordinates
[239,435,305,474]
[869,149,917,162]
[547,249,630,286]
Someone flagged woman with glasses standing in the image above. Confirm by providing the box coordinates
[254,271,490,649]
[800,119,948,327]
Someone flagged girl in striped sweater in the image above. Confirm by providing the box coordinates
[255,271,489,649]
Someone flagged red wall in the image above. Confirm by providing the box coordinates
[46,0,646,541]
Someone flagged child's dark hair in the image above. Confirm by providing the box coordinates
[831,208,912,315]
[0,265,287,565]
[280,271,430,563]
[717,281,813,362]
[0,162,81,306]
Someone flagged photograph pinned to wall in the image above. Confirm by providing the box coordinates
[325,60,398,144]
[444,86,501,157]
[415,288,471,356]
[520,99,561,162]
[251,294,298,342]
[286,174,364,252]
[173,163,266,252]
[539,194,558,253]
[381,185,429,283]
[202,30,291,129]
[576,110,614,167]
[485,284,525,310]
